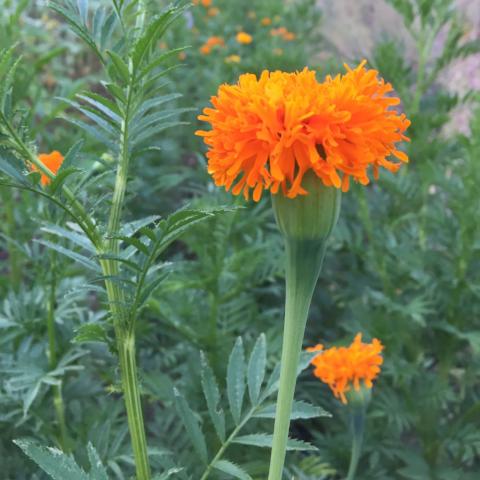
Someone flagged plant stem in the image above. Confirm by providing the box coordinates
[199,405,257,480]
[46,251,69,451]
[346,407,366,480]
[2,188,21,289]
[99,66,151,478]
[268,239,327,480]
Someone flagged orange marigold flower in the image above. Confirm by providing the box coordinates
[308,334,384,404]
[199,36,224,55]
[32,151,64,186]
[207,7,219,16]
[196,62,410,201]
[261,17,272,26]
[270,26,288,37]
[236,31,253,44]
[201,0,212,6]
[283,31,296,41]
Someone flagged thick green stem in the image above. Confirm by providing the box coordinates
[118,332,151,480]
[346,407,366,480]
[268,239,327,480]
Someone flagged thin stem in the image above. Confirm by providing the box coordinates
[346,407,366,480]
[2,188,21,289]
[199,405,256,480]
[268,239,327,480]
[46,250,69,451]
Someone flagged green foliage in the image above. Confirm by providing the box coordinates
[173,335,329,478]
[0,0,479,478]
[14,440,108,480]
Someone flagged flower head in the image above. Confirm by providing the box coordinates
[236,32,253,44]
[207,7,219,17]
[261,17,272,26]
[199,36,225,55]
[196,62,410,201]
[32,151,64,186]
[308,334,384,404]
[225,54,241,64]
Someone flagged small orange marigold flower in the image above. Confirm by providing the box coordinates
[261,17,272,26]
[236,32,253,44]
[270,27,288,37]
[199,36,224,55]
[308,334,384,404]
[207,7,219,17]
[196,62,410,201]
[201,0,212,7]
[283,31,296,41]
[32,151,64,186]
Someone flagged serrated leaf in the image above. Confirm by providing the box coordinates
[232,434,318,451]
[73,323,108,344]
[86,443,108,480]
[106,50,130,84]
[119,215,160,238]
[35,239,100,272]
[227,337,246,425]
[213,459,252,480]
[200,351,226,442]
[173,388,208,464]
[253,401,331,420]
[247,333,266,405]
[0,149,28,185]
[41,224,95,252]
[131,9,176,69]
[14,439,89,479]
[60,139,85,172]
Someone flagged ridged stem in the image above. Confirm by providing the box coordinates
[99,45,151,477]
[267,238,327,480]
[346,406,366,480]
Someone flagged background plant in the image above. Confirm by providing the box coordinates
[0,0,479,478]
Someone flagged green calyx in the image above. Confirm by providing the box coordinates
[271,171,342,242]
[346,384,372,410]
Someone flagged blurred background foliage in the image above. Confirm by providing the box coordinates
[0,0,479,478]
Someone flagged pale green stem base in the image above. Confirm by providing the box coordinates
[268,239,327,480]
[101,257,152,480]
[346,407,366,480]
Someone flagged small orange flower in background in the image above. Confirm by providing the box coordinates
[236,31,253,44]
[207,7,219,17]
[308,334,384,404]
[199,36,225,55]
[196,61,410,201]
[225,54,241,64]
[178,51,187,61]
[271,27,296,41]
[201,0,212,6]
[32,151,64,186]
[261,17,272,26]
